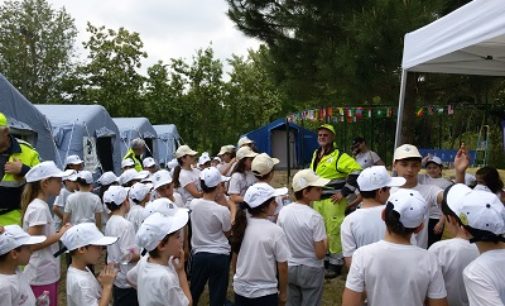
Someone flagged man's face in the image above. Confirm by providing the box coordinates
[394,159,421,181]
[317,129,334,147]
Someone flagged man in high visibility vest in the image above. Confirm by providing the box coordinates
[0,112,40,225]
[123,138,146,172]
[311,124,362,278]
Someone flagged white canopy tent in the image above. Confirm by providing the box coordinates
[395,0,505,147]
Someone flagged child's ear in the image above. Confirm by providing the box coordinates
[77,246,88,254]
[414,222,425,234]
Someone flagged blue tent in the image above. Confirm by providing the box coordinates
[0,74,59,165]
[112,117,159,162]
[153,124,181,167]
[244,118,318,168]
[36,104,122,174]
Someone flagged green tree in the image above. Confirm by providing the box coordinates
[0,0,77,102]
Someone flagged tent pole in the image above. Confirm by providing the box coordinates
[394,70,408,149]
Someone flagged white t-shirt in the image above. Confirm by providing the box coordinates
[104,215,137,288]
[418,174,452,190]
[233,218,290,298]
[172,192,185,208]
[428,238,479,306]
[391,184,442,248]
[346,240,447,306]
[463,249,505,306]
[189,198,231,255]
[66,266,101,306]
[126,204,145,233]
[341,205,386,258]
[217,161,236,177]
[136,258,189,306]
[228,171,257,197]
[277,203,326,268]
[53,187,72,228]
[22,198,60,285]
[177,168,201,205]
[355,150,382,169]
[0,271,36,306]
[64,191,103,225]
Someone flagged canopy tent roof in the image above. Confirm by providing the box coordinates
[402,0,505,76]
[112,117,159,161]
[0,74,59,165]
[153,124,181,165]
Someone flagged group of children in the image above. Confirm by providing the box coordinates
[0,136,504,306]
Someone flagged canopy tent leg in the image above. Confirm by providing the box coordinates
[394,70,408,149]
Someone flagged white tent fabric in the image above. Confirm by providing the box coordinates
[396,0,505,147]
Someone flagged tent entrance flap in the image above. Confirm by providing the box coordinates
[271,129,297,169]
[96,137,114,172]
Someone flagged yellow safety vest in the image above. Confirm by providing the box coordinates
[0,139,40,188]
[123,148,143,172]
[310,148,361,181]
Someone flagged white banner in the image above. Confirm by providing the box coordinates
[83,137,101,172]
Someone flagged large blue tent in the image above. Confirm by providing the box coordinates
[112,117,159,162]
[153,124,181,167]
[243,118,318,168]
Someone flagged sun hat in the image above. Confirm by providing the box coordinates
[97,171,119,186]
[387,189,428,228]
[393,144,422,161]
[121,158,135,169]
[0,225,46,256]
[198,153,211,167]
[63,170,78,182]
[152,170,173,190]
[142,157,156,168]
[357,166,406,191]
[77,170,93,184]
[244,182,288,208]
[251,153,279,177]
[26,161,67,183]
[59,223,117,253]
[236,146,258,161]
[136,211,189,252]
[218,145,235,156]
[292,169,330,192]
[129,182,153,203]
[65,155,84,166]
[175,145,198,158]
[119,169,140,186]
[103,186,129,205]
[200,167,230,188]
[425,156,443,167]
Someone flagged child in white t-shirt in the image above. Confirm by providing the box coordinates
[277,169,329,306]
[58,223,118,306]
[428,184,479,306]
[126,182,153,233]
[152,170,185,207]
[64,171,103,228]
[228,146,258,204]
[343,189,448,306]
[189,167,232,306]
[341,166,406,268]
[131,210,191,306]
[103,186,140,306]
[0,225,46,306]
[52,170,78,230]
[231,184,290,306]
[172,145,202,206]
[21,161,72,305]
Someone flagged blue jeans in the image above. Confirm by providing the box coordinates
[190,252,230,306]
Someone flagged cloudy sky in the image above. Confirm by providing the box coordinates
[46,0,261,73]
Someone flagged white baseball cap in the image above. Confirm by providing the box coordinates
[393,144,422,161]
[77,170,93,184]
[244,182,288,208]
[166,158,179,169]
[387,189,428,228]
[152,170,173,190]
[97,171,119,186]
[357,166,406,192]
[236,146,258,161]
[103,186,129,205]
[251,153,279,177]
[129,182,153,203]
[65,155,83,166]
[135,170,150,181]
[26,161,67,183]
[218,145,235,156]
[292,169,330,192]
[426,156,443,167]
[0,225,46,256]
[63,169,78,182]
[59,223,117,253]
[142,198,184,219]
[200,167,230,188]
[446,184,505,235]
[238,136,253,147]
[119,169,140,186]
[142,157,156,168]
[136,211,189,251]
[175,145,198,158]
[198,153,211,166]
[121,158,135,169]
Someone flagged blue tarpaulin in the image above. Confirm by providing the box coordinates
[153,124,181,166]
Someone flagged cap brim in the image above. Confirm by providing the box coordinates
[273,187,289,196]
[272,158,280,165]
[90,236,118,246]
[22,235,46,245]
[309,177,331,188]
[445,183,471,214]
[386,177,406,188]
[168,209,189,234]
[221,176,231,183]
[154,179,173,190]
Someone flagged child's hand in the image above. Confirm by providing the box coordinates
[98,264,117,288]
[171,249,185,273]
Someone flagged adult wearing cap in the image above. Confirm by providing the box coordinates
[173,145,202,206]
[228,146,258,204]
[237,136,254,149]
[217,145,236,176]
[419,155,452,190]
[310,123,362,278]
[123,138,146,172]
[351,136,384,169]
[0,112,40,226]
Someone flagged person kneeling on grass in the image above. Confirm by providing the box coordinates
[342,189,448,306]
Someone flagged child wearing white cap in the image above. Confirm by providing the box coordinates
[103,186,140,306]
[453,187,505,305]
[341,166,406,268]
[231,183,290,306]
[189,167,233,306]
[142,157,158,174]
[216,145,236,176]
[152,170,185,207]
[121,158,135,172]
[427,184,479,306]
[172,145,202,206]
[276,169,330,306]
[343,189,447,306]
[130,211,191,306]
[21,161,72,305]
[52,169,78,230]
[391,144,444,249]
[419,155,452,190]
[63,171,103,228]
[65,154,84,171]
[127,182,153,233]
[0,225,46,306]
[58,223,118,306]
[228,146,258,204]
